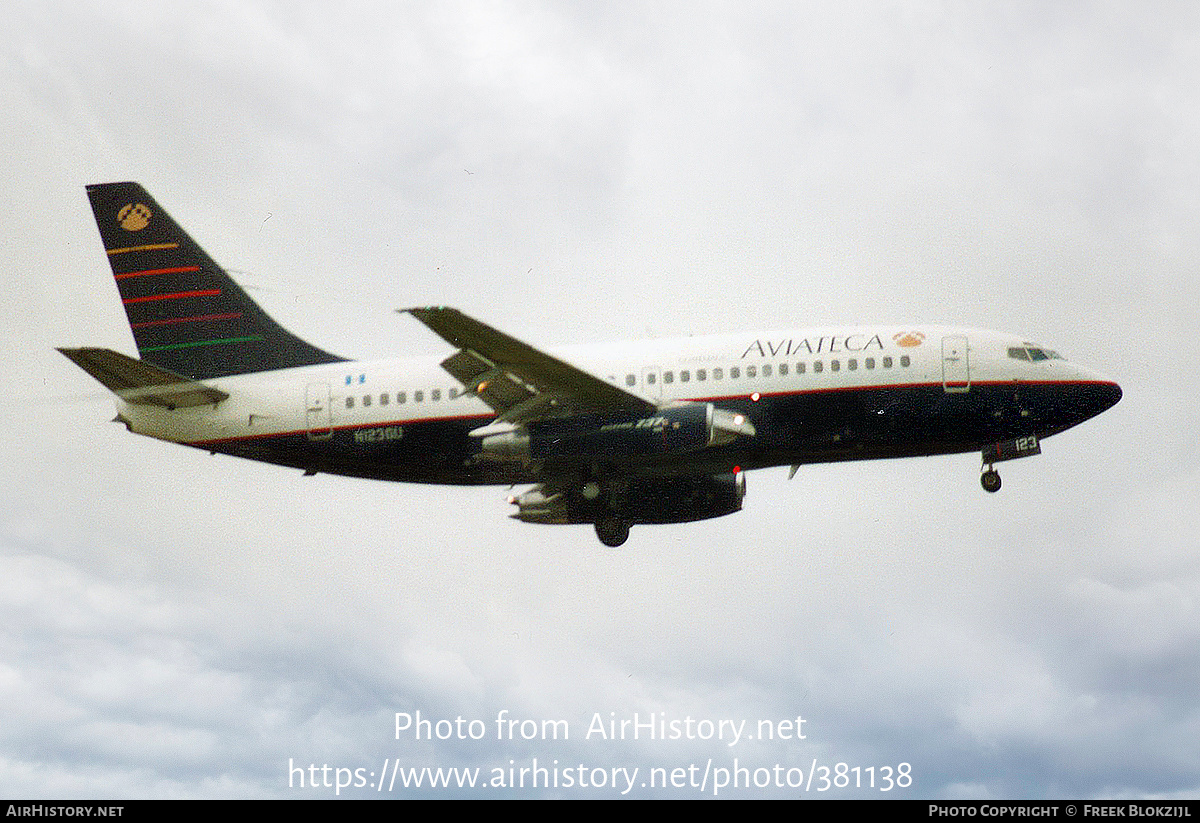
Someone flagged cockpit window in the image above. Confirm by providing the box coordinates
[1009,345,1064,362]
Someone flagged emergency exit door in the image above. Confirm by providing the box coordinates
[306,382,332,440]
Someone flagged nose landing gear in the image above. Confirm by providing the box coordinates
[979,435,1040,493]
[981,466,1002,493]
[977,435,1041,493]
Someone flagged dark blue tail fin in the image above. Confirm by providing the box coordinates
[86,182,347,380]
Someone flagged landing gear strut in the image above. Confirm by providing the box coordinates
[980,466,1001,493]
[595,516,631,548]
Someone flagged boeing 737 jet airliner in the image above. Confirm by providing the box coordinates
[60,183,1122,546]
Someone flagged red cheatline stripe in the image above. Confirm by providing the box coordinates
[131,312,242,329]
[114,266,200,280]
[122,289,220,304]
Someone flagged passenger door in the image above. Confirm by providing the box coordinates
[941,335,970,393]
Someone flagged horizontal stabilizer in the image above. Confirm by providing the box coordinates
[57,347,228,408]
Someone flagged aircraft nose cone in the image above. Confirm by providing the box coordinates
[1100,381,1122,411]
[1079,377,1121,421]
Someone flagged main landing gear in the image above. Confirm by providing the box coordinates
[594,516,631,548]
[980,466,1002,493]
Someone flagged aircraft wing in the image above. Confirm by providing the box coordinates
[403,307,656,424]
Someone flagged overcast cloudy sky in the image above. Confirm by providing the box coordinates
[1,0,1197,798]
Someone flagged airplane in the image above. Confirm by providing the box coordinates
[59,182,1122,547]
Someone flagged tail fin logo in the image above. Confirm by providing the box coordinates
[117,203,152,231]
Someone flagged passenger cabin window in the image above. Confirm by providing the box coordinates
[397,392,406,404]
[626,374,636,387]
[432,389,441,401]
[865,358,875,369]
[900,355,910,367]
[647,373,656,385]
[680,370,690,382]
[831,360,840,372]
[346,396,354,409]
[779,363,788,376]
[449,388,458,399]
[746,365,757,378]
[883,357,893,368]
[763,364,772,377]
[697,369,706,381]
[813,361,823,373]
[415,390,424,402]
[363,395,371,406]
[663,371,674,384]
[848,359,857,371]
[380,393,389,406]
[730,367,740,379]
[714,368,723,380]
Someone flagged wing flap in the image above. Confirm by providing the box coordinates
[57,347,228,408]
[439,349,494,387]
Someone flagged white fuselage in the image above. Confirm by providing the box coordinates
[116,324,1114,454]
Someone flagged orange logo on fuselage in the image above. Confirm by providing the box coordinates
[893,331,925,347]
[117,203,151,231]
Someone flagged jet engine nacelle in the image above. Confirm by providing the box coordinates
[479,403,754,463]
[511,472,746,526]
